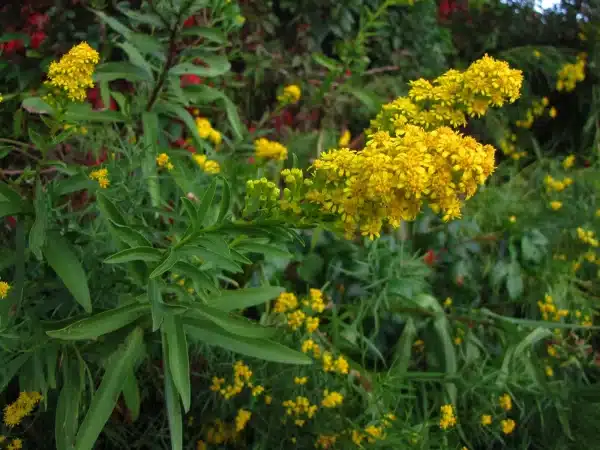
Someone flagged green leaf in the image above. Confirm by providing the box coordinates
[74,327,144,450]
[182,303,276,338]
[64,103,126,122]
[96,192,127,226]
[122,370,141,422]
[147,279,165,332]
[341,85,382,114]
[108,220,151,248]
[0,354,30,394]
[180,246,242,273]
[55,355,82,450]
[159,105,210,152]
[162,332,183,450]
[185,318,312,364]
[22,96,55,115]
[217,177,231,223]
[44,232,92,313]
[390,318,416,379]
[116,6,164,28]
[234,242,292,259]
[183,85,243,140]
[141,112,161,208]
[506,261,523,300]
[162,316,191,412]
[0,183,22,204]
[196,179,217,226]
[0,201,25,218]
[94,62,152,83]
[514,327,552,358]
[129,33,164,55]
[169,56,231,78]
[104,247,163,264]
[117,42,154,81]
[482,308,600,330]
[46,303,148,340]
[0,32,30,45]
[29,180,46,260]
[312,53,342,71]
[150,248,179,278]
[92,10,132,39]
[181,27,226,43]
[54,174,94,197]
[207,286,284,312]
[180,197,198,230]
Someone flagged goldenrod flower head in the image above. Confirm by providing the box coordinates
[282,396,317,419]
[334,355,349,374]
[264,395,272,405]
[509,215,517,223]
[3,392,42,427]
[533,50,541,58]
[444,297,453,307]
[196,440,207,450]
[545,365,554,377]
[195,118,213,139]
[562,154,575,169]
[234,408,251,432]
[274,292,298,313]
[439,404,457,430]
[364,425,384,443]
[294,376,308,385]
[251,385,264,396]
[203,160,220,174]
[307,288,326,313]
[278,84,301,104]
[255,138,288,161]
[499,393,512,411]
[89,168,110,189]
[501,418,516,435]
[315,434,337,449]
[305,316,320,333]
[556,56,586,92]
[7,438,22,450]
[209,129,222,145]
[287,309,306,330]
[321,390,344,408]
[550,201,562,211]
[156,153,174,171]
[481,414,492,426]
[549,107,558,118]
[45,42,100,102]
[0,281,11,299]
[339,129,351,147]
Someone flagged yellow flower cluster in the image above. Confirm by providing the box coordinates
[156,153,174,171]
[192,154,220,174]
[501,418,516,435]
[499,133,527,161]
[315,434,337,449]
[516,97,552,128]
[351,415,395,446]
[278,84,301,104]
[195,117,222,146]
[321,390,343,408]
[307,126,497,238]
[1,437,23,450]
[210,361,264,400]
[274,292,298,313]
[549,201,563,211]
[577,227,599,247]
[244,177,282,216]
[544,175,573,192]
[372,54,522,133]
[439,404,457,430]
[498,393,512,411]
[481,414,492,426]
[563,155,575,169]
[282,396,318,426]
[0,280,10,299]
[275,290,328,335]
[45,42,100,102]
[234,408,251,432]
[89,168,110,189]
[254,138,288,161]
[203,419,240,445]
[556,54,586,92]
[3,392,42,427]
[294,376,308,385]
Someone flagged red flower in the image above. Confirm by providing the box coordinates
[27,12,49,30]
[183,16,195,27]
[5,216,17,229]
[1,39,24,54]
[180,74,203,87]
[29,31,46,49]
[423,249,437,266]
[248,156,255,164]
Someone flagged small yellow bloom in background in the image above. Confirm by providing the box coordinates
[439,404,457,430]
[235,15,246,26]
[334,355,349,374]
[321,390,344,408]
[365,425,384,443]
[545,365,554,377]
[45,42,100,102]
[509,215,517,223]
[196,440,207,450]
[195,118,212,139]
[596,209,600,217]
[338,129,351,147]
[549,201,562,211]
[481,414,492,426]
[278,84,301,104]
[203,160,220,174]
[547,345,557,357]
[0,281,11,299]
[264,395,272,405]
[294,376,308,385]
[209,129,222,146]
[89,168,110,189]
[549,107,558,118]
[0,94,3,103]
[254,137,288,161]
[3,392,43,427]
[234,408,251,432]
[443,297,452,308]
[287,309,306,330]
[533,50,541,58]
[305,316,320,333]
[562,154,575,169]
[501,418,516,435]
[252,385,265,396]
[156,153,174,171]
[499,393,512,411]
[274,292,298,313]
[7,439,22,450]
[454,336,463,345]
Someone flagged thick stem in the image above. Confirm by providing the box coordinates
[146,24,180,112]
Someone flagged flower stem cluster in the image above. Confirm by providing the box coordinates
[44,42,99,102]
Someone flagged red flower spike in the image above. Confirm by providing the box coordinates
[183,16,195,27]
[423,249,437,266]
[29,31,46,49]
